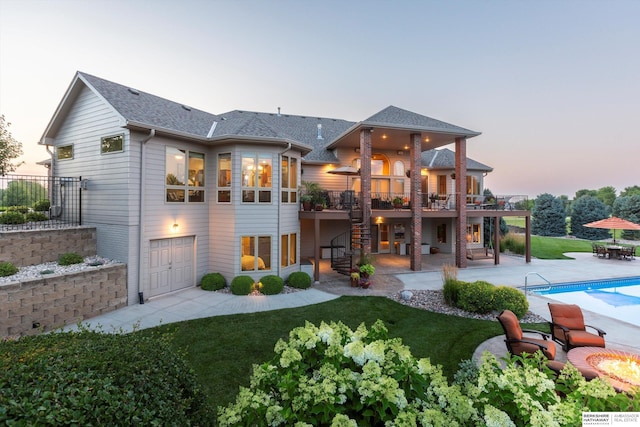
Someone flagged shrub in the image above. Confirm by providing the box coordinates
[287,271,311,289]
[58,252,84,266]
[200,272,226,291]
[0,211,25,224]
[32,199,51,212]
[443,279,464,306]
[230,275,255,295]
[501,234,526,255]
[0,261,18,277]
[25,211,48,222]
[6,205,29,214]
[0,327,212,425]
[457,280,495,314]
[493,286,529,318]
[259,275,284,295]
[217,320,480,426]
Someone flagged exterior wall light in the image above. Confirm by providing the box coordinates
[172,223,179,232]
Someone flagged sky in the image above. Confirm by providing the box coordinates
[1,0,639,199]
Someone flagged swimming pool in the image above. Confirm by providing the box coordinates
[529,276,640,327]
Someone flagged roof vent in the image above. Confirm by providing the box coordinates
[128,88,140,95]
[317,123,324,140]
[181,105,191,111]
[277,107,281,117]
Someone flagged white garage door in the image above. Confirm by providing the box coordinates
[149,236,194,298]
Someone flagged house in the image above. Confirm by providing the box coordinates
[39,71,531,304]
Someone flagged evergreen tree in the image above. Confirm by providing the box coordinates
[531,193,566,236]
[570,196,610,240]
[613,195,640,240]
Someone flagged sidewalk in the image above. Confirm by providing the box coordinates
[68,252,640,358]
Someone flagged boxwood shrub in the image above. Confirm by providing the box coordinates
[6,205,29,214]
[0,261,18,277]
[230,275,255,295]
[58,252,84,266]
[457,280,495,314]
[200,272,226,291]
[0,211,25,224]
[25,211,48,222]
[259,274,284,295]
[0,327,212,425]
[287,271,311,289]
[493,285,529,318]
[32,199,51,212]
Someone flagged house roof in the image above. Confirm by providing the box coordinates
[421,148,493,172]
[41,72,488,167]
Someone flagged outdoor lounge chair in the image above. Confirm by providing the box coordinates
[497,310,557,360]
[547,303,606,351]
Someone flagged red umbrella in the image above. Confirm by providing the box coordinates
[583,216,640,243]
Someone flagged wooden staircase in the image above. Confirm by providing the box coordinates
[330,208,370,276]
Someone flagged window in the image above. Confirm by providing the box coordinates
[101,134,123,154]
[57,145,73,160]
[467,223,481,243]
[437,224,447,243]
[393,160,405,176]
[437,175,447,195]
[217,153,231,203]
[165,146,205,203]
[281,156,298,203]
[242,153,272,203]
[281,233,297,267]
[241,236,271,271]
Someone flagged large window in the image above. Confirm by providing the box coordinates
[217,153,231,203]
[281,233,297,267]
[467,223,480,243]
[165,147,205,203]
[242,153,272,203]
[241,236,271,271]
[57,145,73,160]
[101,134,123,154]
[281,156,298,203]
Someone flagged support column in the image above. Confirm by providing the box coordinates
[455,137,468,268]
[360,128,372,255]
[314,217,320,282]
[493,216,501,265]
[525,215,532,263]
[409,133,422,271]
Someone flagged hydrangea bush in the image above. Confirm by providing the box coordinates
[217,319,480,426]
[218,320,639,426]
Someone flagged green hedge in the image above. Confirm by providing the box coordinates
[457,280,495,314]
[230,275,255,295]
[287,271,312,289]
[493,285,529,318]
[259,275,284,295]
[0,211,25,224]
[0,328,212,425]
[200,272,226,291]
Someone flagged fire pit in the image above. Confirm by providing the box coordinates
[568,347,640,392]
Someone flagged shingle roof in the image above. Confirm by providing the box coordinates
[363,106,480,137]
[421,148,492,171]
[79,72,219,137]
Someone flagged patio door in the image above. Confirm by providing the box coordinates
[149,236,194,297]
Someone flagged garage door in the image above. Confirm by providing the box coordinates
[149,236,194,298]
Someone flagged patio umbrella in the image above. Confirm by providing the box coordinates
[583,216,640,243]
[327,165,360,189]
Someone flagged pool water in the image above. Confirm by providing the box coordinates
[530,276,640,327]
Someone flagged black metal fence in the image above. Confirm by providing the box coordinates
[0,175,82,231]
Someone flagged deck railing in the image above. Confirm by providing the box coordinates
[301,190,528,211]
[0,174,82,231]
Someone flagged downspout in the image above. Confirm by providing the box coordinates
[45,145,55,208]
[277,142,292,278]
[137,129,155,304]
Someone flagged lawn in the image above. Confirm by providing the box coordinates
[531,235,594,259]
[140,296,549,411]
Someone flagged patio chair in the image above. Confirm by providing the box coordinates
[547,303,606,351]
[497,310,557,360]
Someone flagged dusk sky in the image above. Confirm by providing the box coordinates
[1,0,638,199]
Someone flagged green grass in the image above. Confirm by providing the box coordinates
[139,296,546,410]
[503,216,526,228]
[531,235,594,259]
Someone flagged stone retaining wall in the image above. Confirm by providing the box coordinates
[0,227,97,266]
[0,264,127,338]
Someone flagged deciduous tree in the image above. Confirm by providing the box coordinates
[0,115,23,176]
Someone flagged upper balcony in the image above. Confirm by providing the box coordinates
[299,190,529,219]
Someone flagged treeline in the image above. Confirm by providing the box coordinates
[530,185,640,240]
